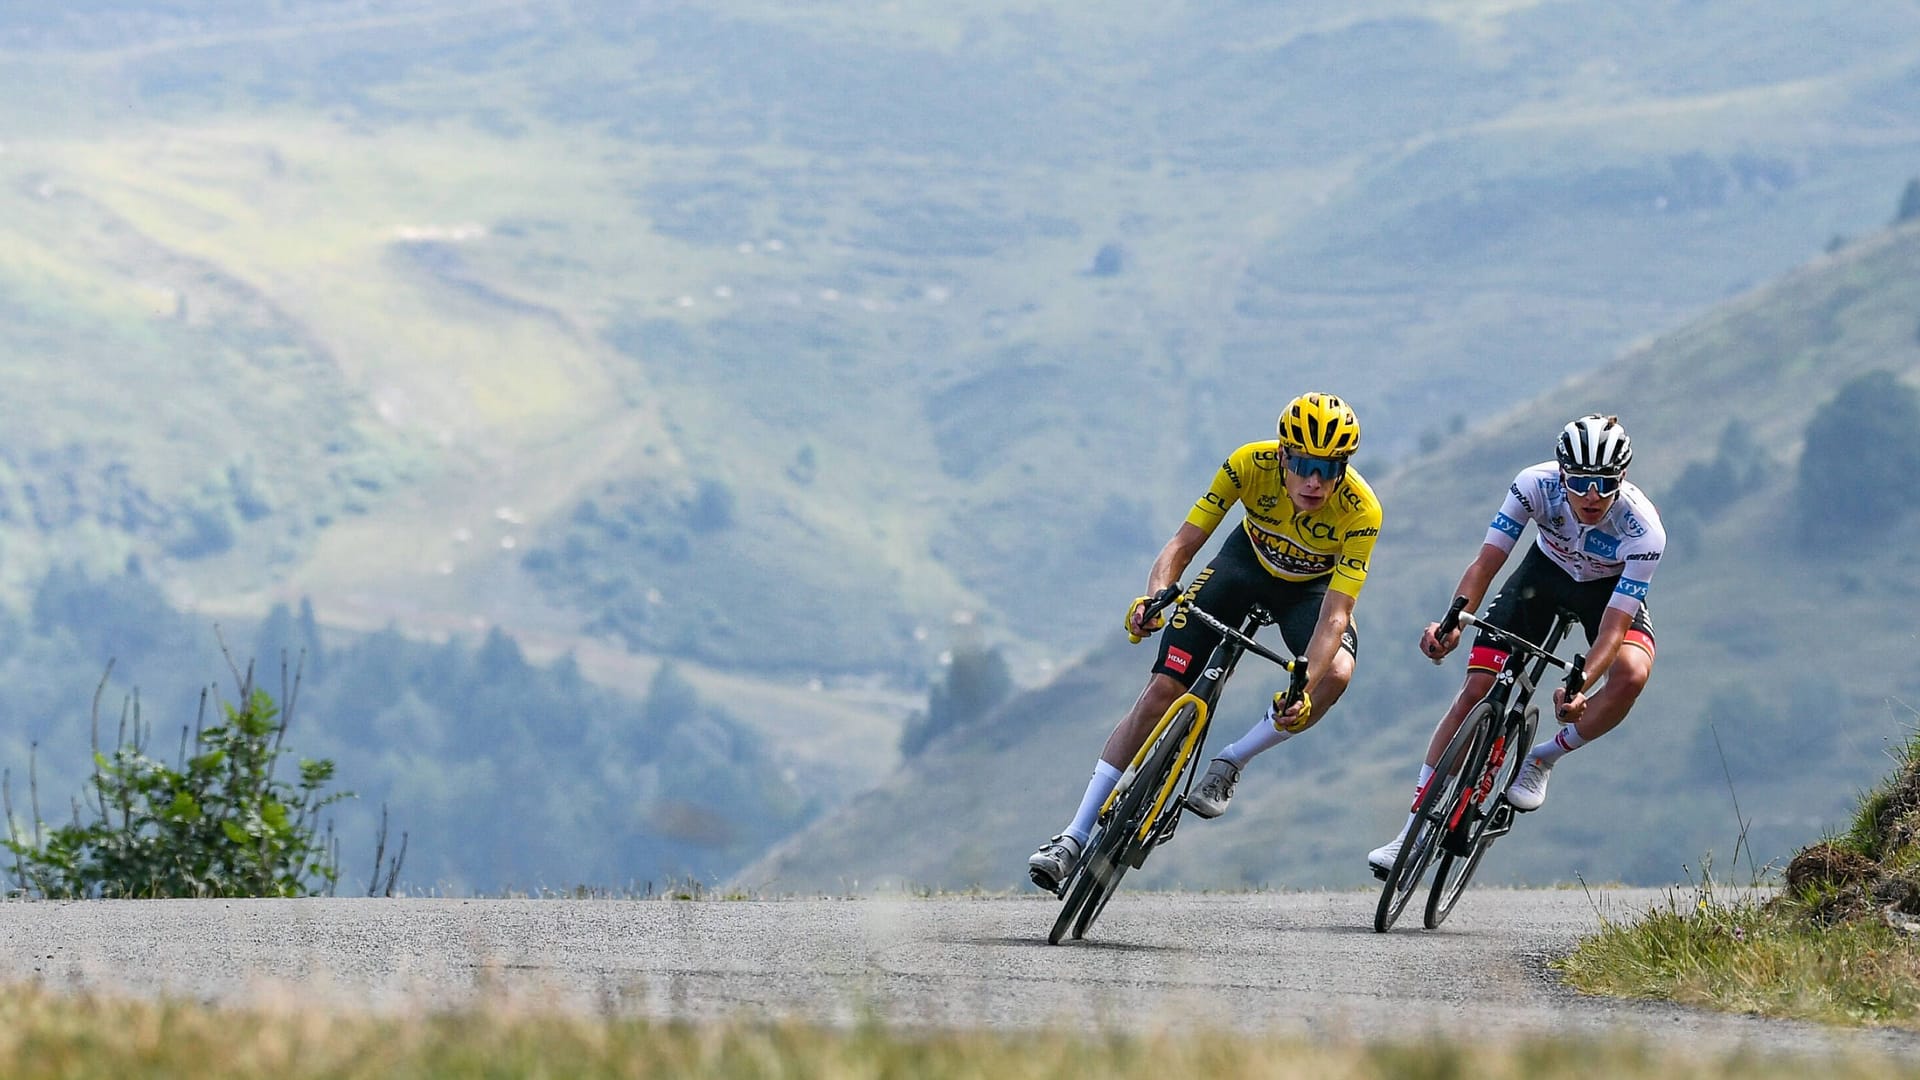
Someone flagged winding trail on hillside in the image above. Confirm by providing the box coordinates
[0,890,1915,1058]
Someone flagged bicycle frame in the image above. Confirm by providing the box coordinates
[1100,600,1302,844]
[1443,608,1579,846]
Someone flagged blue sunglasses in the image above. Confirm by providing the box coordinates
[1561,471,1621,497]
[1286,452,1348,483]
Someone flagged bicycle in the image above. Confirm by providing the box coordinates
[1372,596,1586,933]
[1046,585,1307,945]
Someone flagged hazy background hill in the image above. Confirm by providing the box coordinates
[1,1,1919,891]
[738,221,1920,893]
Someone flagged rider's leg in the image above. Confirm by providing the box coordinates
[1383,669,1496,842]
[1053,674,1186,844]
[1525,639,1652,767]
[1217,645,1354,768]
[1424,669,1498,766]
[1101,673,1187,769]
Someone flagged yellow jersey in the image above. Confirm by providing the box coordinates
[1184,441,1383,598]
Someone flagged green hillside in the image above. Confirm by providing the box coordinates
[5,2,1920,890]
[734,220,1920,893]
[5,2,1920,676]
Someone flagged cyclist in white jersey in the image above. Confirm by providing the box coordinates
[1366,414,1666,877]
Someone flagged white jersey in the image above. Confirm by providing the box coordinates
[1484,461,1666,614]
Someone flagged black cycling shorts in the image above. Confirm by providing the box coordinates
[1469,544,1656,673]
[1152,527,1358,688]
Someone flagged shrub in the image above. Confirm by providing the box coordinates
[3,662,355,898]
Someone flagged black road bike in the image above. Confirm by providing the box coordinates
[1372,596,1586,933]
[1046,587,1307,945]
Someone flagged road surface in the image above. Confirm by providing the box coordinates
[0,889,1914,1058]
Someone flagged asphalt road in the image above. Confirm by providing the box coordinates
[0,889,1915,1059]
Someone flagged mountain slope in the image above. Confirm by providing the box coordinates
[734,221,1920,892]
[6,2,1920,682]
[6,3,1920,890]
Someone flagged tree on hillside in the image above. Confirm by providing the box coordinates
[900,646,1012,757]
[1897,178,1920,225]
[1661,419,1776,553]
[1796,370,1920,548]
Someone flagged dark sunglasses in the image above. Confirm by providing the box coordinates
[1285,452,1348,483]
[1561,471,1620,497]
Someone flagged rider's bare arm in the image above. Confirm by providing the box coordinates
[1148,522,1209,594]
[1301,589,1355,704]
[1423,543,1510,658]
[1129,522,1210,636]
[1268,588,1355,731]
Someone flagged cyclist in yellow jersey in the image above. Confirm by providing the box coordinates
[1029,392,1384,893]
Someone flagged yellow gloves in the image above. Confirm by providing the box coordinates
[1268,689,1314,733]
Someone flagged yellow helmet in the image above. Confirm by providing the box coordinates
[1277,392,1361,458]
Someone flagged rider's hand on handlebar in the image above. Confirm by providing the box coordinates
[1125,595,1166,643]
[1268,689,1314,734]
[1420,621,1462,664]
[1553,687,1589,725]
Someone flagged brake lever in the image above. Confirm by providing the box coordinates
[1127,584,1186,644]
[1281,657,1309,706]
[1561,653,1587,700]
[1431,596,1470,665]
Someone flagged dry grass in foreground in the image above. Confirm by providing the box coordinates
[0,984,1907,1079]
[1560,726,1920,1028]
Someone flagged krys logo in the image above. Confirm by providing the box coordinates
[1583,530,1620,559]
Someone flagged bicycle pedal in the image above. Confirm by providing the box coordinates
[1030,867,1067,898]
[1485,801,1515,838]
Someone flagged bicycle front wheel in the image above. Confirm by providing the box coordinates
[1373,706,1481,933]
[1066,702,1199,942]
[1423,702,1508,929]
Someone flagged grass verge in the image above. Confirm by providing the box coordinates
[0,984,1908,1079]
[1557,881,1920,1027]
[1559,725,1920,1029]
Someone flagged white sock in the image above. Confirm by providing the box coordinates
[1527,723,1587,768]
[1219,713,1295,768]
[1399,763,1436,839]
[1066,760,1123,845]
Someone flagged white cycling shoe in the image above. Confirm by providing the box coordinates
[1027,833,1083,894]
[1506,757,1553,812]
[1185,758,1239,819]
[1367,835,1403,880]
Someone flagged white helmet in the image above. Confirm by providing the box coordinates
[1556,414,1633,476]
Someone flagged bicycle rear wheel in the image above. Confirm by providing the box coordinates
[1373,708,1480,933]
[1423,702,1510,929]
[1055,703,1198,943]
